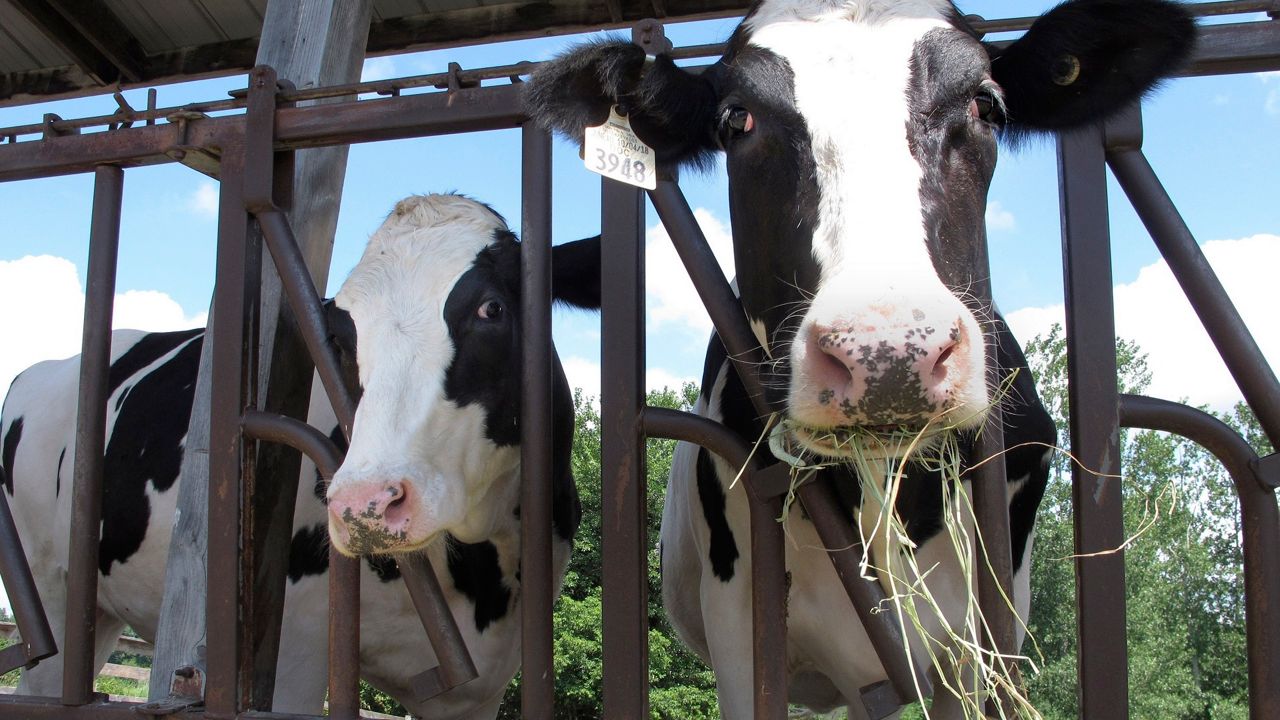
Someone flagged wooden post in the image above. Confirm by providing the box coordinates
[147,0,372,710]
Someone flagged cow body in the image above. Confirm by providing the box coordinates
[1,194,599,719]
[528,0,1193,716]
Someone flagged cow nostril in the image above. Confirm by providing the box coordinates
[932,343,957,382]
[386,482,406,509]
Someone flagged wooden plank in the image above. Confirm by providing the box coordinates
[145,0,373,711]
[100,663,149,684]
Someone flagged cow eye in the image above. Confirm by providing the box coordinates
[969,90,1001,124]
[477,300,504,320]
[722,107,754,138]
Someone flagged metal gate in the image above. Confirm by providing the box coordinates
[0,4,1276,719]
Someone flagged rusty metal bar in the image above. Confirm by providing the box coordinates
[0,482,57,673]
[1058,123,1129,719]
[519,122,555,720]
[206,143,255,718]
[1103,106,1280,450]
[397,553,480,699]
[599,175,648,719]
[60,164,124,705]
[1116,394,1279,719]
[238,411,360,720]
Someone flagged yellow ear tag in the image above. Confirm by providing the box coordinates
[583,106,656,190]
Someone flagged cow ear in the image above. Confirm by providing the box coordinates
[524,40,721,170]
[551,235,601,310]
[989,0,1195,138]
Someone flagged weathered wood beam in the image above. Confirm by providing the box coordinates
[146,0,373,713]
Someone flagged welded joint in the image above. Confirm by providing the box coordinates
[1251,452,1280,491]
[860,679,905,720]
[244,65,295,213]
[435,62,480,94]
[164,110,221,179]
[41,113,78,139]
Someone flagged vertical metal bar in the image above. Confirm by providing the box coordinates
[600,176,648,719]
[520,123,555,720]
[327,551,361,720]
[206,144,254,718]
[747,482,788,720]
[61,164,123,705]
[1057,124,1129,720]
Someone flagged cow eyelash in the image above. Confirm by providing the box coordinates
[969,85,1005,124]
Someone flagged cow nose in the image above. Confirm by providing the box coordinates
[808,312,966,426]
[327,479,413,553]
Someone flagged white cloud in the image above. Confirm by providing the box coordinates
[562,356,601,403]
[647,367,696,394]
[0,255,207,404]
[361,56,398,82]
[1260,71,1280,116]
[1006,234,1279,411]
[646,208,735,335]
[188,182,218,218]
[985,200,1016,232]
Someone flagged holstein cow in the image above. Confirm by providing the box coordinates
[527,0,1193,717]
[1,194,599,719]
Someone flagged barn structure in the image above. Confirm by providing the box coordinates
[0,1,1277,719]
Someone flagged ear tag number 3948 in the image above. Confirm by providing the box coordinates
[583,107,656,190]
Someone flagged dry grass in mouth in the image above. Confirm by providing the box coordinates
[758,375,1046,719]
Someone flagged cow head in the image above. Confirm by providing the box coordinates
[526,0,1193,457]
[325,194,599,555]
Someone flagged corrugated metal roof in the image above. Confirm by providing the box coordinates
[0,0,749,107]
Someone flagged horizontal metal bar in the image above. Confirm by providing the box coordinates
[0,83,524,182]
[240,411,343,479]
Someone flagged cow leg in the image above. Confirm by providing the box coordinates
[699,573,755,720]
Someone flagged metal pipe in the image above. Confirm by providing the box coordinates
[237,410,362,719]
[519,123,555,720]
[61,165,124,705]
[206,145,254,718]
[600,176,649,719]
[1057,124,1130,718]
[1105,142,1280,450]
[397,553,480,696]
[254,209,357,435]
[1117,395,1280,719]
[0,486,57,671]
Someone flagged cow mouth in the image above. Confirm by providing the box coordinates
[779,421,944,461]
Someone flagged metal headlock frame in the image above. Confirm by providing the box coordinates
[0,5,1275,720]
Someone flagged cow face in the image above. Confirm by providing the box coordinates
[526,0,1192,456]
[326,195,599,555]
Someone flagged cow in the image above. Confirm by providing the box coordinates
[0,194,600,719]
[525,0,1194,717]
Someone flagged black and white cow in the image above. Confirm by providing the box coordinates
[527,0,1193,716]
[0,194,599,719]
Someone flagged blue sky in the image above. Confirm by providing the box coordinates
[0,4,1277,612]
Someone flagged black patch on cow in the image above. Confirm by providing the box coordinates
[366,554,401,583]
[442,233,582,544]
[99,335,202,575]
[324,301,363,406]
[695,448,739,582]
[288,523,330,582]
[313,424,348,503]
[1,416,20,495]
[56,447,65,498]
[108,328,203,399]
[446,535,511,632]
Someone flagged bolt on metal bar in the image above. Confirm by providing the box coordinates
[61,165,124,706]
[599,175,649,720]
[1057,123,1130,719]
[519,123,556,720]
[1117,395,1280,720]
[238,411,361,720]
[1102,106,1280,451]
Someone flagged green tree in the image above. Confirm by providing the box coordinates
[1022,325,1258,719]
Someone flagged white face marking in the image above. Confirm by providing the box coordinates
[745,1,990,443]
[328,195,520,552]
